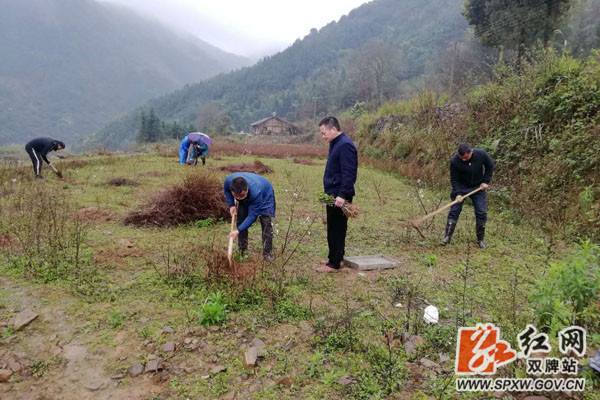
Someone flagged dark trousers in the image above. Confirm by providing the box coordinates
[237,199,273,257]
[326,197,352,269]
[25,144,43,176]
[448,190,487,224]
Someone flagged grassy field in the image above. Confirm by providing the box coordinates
[0,147,598,399]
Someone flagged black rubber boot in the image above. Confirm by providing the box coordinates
[476,223,486,249]
[441,219,457,245]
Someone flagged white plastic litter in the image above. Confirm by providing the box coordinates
[423,305,439,324]
[394,303,403,308]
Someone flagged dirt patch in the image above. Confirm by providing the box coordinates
[0,234,13,248]
[95,247,145,264]
[140,171,169,178]
[293,158,318,166]
[123,173,228,227]
[107,178,139,186]
[72,207,115,222]
[205,250,259,283]
[217,160,274,174]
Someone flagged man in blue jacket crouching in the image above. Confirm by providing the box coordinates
[224,173,276,262]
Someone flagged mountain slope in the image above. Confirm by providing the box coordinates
[0,0,249,145]
[91,0,469,148]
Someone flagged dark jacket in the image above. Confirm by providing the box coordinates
[450,149,494,195]
[323,133,358,199]
[25,137,60,164]
[223,173,276,232]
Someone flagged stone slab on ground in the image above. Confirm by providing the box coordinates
[343,254,400,271]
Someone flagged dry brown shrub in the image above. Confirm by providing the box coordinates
[107,178,139,186]
[95,247,145,264]
[141,171,169,177]
[217,160,274,174]
[205,249,259,284]
[124,172,229,227]
[212,142,327,158]
[293,158,318,166]
[0,234,14,248]
[72,207,115,222]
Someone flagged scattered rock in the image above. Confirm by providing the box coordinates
[110,373,125,380]
[244,347,258,367]
[142,339,152,347]
[8,359,21,373]
[139,317,151,323]
[162,342,175,353]
[394,302,403,308]
[522,397,550,400]
[117,238,135,248]
[494,391,506,398]
[276,376,293,388]
[420,358,442,372]
[129,362,144,377]
[0,369,13,382]
[184,338,192,345]
[145,359,161,373]
[338,375,357,385]
[13,310,38,331]
[223,392,236,400]
[160,326,174,335]
[84,379,108,391]
[250,338,266,356]
[282,340,294,352]
[404,335,425,356]
[210,365,226,375]
[439,353,451,363]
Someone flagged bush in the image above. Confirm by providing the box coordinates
[530,241,600,335]
[199,291,228,326]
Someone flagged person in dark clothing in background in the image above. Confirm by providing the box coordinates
[224,172,276,262]
[441,143,494,249]
[316,116,358,273]
[24,137,65,179]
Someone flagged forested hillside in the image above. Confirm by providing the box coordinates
[89,0,469,148]
[0,0,249,145]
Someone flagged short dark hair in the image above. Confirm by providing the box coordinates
[231,177,248,194]
[319,116,341,132]
[457,143,472,156]
[55,141,65,150]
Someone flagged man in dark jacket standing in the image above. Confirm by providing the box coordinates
[24,137,65,179]
[316,116,358,272]
[224,172,276,262]
[441,143,494,249]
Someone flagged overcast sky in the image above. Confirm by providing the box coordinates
[99,0,371,58]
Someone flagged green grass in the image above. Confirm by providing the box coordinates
[0,150,597,399]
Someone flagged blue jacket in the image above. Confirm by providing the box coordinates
[223,173,276,232]
[323,133,358,199]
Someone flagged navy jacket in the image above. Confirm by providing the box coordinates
[323,133,358,199]
[450,149,494,195]
[25,137,59,164]
[223,173,276,232]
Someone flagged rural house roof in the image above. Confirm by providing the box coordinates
[250,116,299,129]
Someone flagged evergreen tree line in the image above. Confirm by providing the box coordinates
[136,109,196,143]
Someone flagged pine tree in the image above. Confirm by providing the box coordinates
[137,111,149,142]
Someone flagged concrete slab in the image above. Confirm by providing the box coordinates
[343,254,400,271]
